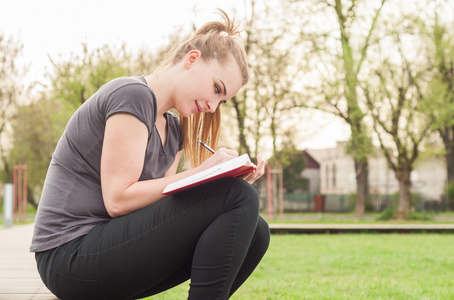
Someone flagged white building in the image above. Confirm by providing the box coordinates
[306,142,447,201]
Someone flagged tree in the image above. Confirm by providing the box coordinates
[295,0,386,215]
[364,32,433,219]
[227,0,305,159]
[48,43,132,110]
[4,43,134,204]
[6,95,68,205]
[413,1,454,186]
[275,132,307,191]
[0,33,25,182]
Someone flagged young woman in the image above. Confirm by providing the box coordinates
[30,10,270,300]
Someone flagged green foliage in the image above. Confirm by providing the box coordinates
[418,16,454,132]
[410,192,424,208]
[412,6,454,185]
[349,193,374,212]
[2,43,134,203]
[423,76,454,131]
[0,33,24,131]
[409,212,432,221]
[274,144,307,191]
[345,127,373,163]
[444,180,454,204]
[376,206,396,220]
[349,192,356,210]
[376,191,429,220]
[0,33,25,177]
[5,95,69,198]
[48,43,132,110]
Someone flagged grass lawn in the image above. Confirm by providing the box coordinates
[263,211,454,224]
[142,234,454,299]
[0,204,37,226]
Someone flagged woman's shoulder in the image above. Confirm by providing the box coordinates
[101,76,156,109]
[102,76,149,94]
[99,76,157,130]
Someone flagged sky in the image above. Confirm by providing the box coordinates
[1,0,247,84]
[0,0,350,150]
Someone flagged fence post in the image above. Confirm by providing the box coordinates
[279,169,284,222]
[3,183,14,228]
[267,165,273,222]
[14,165,28,222]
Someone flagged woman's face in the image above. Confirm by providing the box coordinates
[175,51,243,117]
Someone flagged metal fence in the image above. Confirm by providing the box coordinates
[273,193,453,213]
[281,193,352,212]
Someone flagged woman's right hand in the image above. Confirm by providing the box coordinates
[198,147,238,171]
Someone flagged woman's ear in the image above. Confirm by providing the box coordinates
[184,50,201,70]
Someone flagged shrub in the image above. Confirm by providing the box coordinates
[376,206,396,220]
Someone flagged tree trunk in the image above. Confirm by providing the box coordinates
[270,113,277,158]
[231,93,251,155]
[1,158,13,183]
[395,169,411,220]
[441,126,454,183]
[355,159,368,216]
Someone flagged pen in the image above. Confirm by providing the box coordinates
[198,140,215,154]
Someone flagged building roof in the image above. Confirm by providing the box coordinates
[303,150,320,169]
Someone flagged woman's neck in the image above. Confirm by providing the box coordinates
[144,67,175,116]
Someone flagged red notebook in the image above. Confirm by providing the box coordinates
[162,154,256,195]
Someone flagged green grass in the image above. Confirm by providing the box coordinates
[0,204,37,226]
[0,203,37,214]
[141,234,454,299]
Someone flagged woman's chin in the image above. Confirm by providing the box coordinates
[181,111,196,118]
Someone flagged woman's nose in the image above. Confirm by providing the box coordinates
[206,101,217,113]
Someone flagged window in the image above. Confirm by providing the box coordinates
[326,165,329,188]
[333,164,336,187]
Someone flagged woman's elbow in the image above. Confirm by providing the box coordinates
[104,197,127,218]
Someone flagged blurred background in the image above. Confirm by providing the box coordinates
[1,0,453,221]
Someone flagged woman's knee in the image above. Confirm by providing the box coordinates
[255,217,270,252]
[214,177,260,213]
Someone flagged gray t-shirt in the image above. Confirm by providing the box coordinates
[30,76,182,252]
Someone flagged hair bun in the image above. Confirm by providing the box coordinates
[195,9,241,38]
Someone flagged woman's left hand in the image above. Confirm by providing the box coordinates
[241,154,266,185]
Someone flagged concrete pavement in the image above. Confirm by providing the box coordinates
[0,224,56,300]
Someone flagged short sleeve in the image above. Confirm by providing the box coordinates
[103,82,156,135]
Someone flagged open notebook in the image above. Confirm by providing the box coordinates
[162,154,256,195]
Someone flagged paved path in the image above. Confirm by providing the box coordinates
[0,224,57,300]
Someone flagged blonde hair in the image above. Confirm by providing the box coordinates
[164,9,249,167]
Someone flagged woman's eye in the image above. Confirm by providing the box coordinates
[217,100,227,109]
[215,84,221,94]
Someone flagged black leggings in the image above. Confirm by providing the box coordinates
[35,178,270,300]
